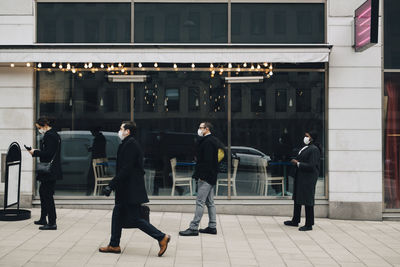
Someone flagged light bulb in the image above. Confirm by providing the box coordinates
[289,98,293,107]
[237,68,241,72]
[26,62,31,67]
[191,63,195,68]
[173,63,177,69]
[10,63,15,67]
[154,62,158,68]
[84,63,88,69]
[263,62,268,67]
[66,63,71,70]
[118,63,122,67]
[78,73,83,78]
[257,64,261,69]
[243,63,247,68]
[52,63,56,68]
[251,65,255,70]
[269,71,273,76]
[259,97,262,107]
[228,63,232,68]
[110,65,114,70]
[88,62,93,68]
[269,65,273,70]
[37,63,42,68]
[58,64,62,69]
[138,62,142,68]
[100,98,104,106]
[100,63,104,68]
[210,63,214,68]
[72,68,76,74]
[121,68,125,73]
[211,70,215,75]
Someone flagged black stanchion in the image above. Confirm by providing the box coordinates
[0,142,31,221]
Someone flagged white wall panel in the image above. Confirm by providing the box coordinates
[329,129,381,151]
[329,172,382,193]
[0,0,33,15]
[329,88,381,109]
[329,192,382,202]
[329,151,382,172]
[329,67,381,88]
[0,25,34,44]
[329,109,381,130]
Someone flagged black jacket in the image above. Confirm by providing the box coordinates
[192,134,219,185]
[109,135,149,205]
[292,144,320,206]
[33,128,62,181]
[89,133,106,159]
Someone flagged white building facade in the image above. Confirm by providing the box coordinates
[0,0,391,221]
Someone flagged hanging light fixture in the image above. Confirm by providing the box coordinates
[88,62,93,68]
[173,63,178,69]
[154,62,158,68]
[37,63,42,68]
[210,63,214,68]
[228,63,232,69]
[52,63,56,68]
[243,63,247,68]
[138,62,142,68]
[191,63,195,68]
[26,62,31,67]
[58,63,63,69]
[100,63,104,68]
[10,63,15,68]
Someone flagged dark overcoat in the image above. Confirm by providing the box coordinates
[109,135,149,205]
[33,128,62,181]
[292,144,320,206]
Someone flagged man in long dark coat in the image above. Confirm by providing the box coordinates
[99,121,170,256]
[284,131,321,231]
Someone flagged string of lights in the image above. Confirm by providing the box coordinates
[10,62,274,78]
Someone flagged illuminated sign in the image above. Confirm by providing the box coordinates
[354,0,379,52]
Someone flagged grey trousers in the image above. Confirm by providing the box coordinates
[190,179,217,230]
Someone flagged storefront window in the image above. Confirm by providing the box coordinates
[36,65,325,198]
[134,3,228,43]
[384,73,400,208]
[384,0,400,69]
[231,3,324,44]
[37,3,131,43]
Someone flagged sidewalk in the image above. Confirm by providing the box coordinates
[1,208,400,267]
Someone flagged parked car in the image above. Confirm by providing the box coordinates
[231,146,271,171]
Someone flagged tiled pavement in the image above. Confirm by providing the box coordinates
[1,208,400,266]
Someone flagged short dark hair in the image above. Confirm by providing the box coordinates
[202,121,213,132]
[122,121,136,135]
[36,117,53,127]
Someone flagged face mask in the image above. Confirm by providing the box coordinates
[197,129,203,137]
[118,130,126,140]
[303,136,310,145]
[38,128,45,135]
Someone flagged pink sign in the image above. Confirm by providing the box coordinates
[355,0,379,52]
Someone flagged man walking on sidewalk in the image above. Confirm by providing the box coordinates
[99,121,170,256]
[179,121,219,236]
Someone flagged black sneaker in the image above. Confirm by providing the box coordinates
[179,228,199,236]
[39,224,57,230]
[199,227,217,235]
[34,219,47,225]
[284,220,299,227]
[299,225,312,231]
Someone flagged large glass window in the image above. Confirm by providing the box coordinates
[231,4,324,43]
[229,71,326,197]
[384,0,400,69]
[384,73,400,208]
[36,64,325,198]
[134,3,228,43]
[37,3,131,43]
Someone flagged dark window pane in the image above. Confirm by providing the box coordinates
[165,88,180,111]
[385,0,400,68]
[232,86,242,113]
[296,88,311,112]
[135,3,227,43]
[188,87,200,111]
[37,3,131,43]
[275,89,287,112]
[251,88,266,112]
[232,3,324,43]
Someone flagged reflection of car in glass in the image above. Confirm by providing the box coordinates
[231,146,271,170]
[53,131,120,191]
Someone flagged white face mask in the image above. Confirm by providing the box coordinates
[38,128,46,135]
[197,128,204,137]
[303,136,310,145]
[118,130,127,140]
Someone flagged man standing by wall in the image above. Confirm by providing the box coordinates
[179,121,219,236]
[100,121,170,256]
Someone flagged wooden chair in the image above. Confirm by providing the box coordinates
[170,158,193,196]
[216,159,239,196]
[259,160,284,196]
[92,158,113,196]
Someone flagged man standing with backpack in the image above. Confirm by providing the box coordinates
[179,121,222,236]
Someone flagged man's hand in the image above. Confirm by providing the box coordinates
[102,185,112,197]
[291,159,298,165]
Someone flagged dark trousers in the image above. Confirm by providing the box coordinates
[39,180,57,225]
[292,204,314,226]
[110,204,165,247]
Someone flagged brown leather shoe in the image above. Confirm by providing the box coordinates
[158,234,171,257]
[99,245,121,254]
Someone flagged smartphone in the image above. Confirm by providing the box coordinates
[24,145,32,150]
